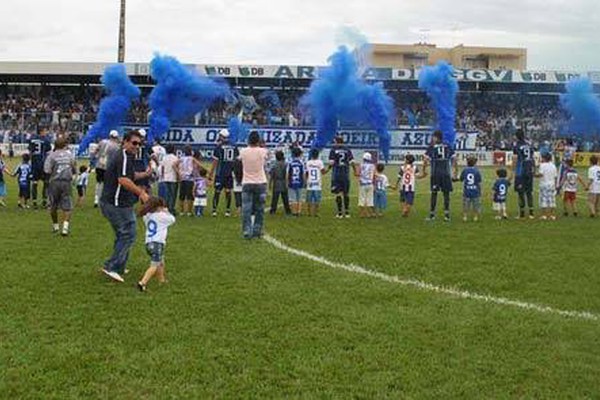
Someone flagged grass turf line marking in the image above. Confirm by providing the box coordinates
[263,234,599,322]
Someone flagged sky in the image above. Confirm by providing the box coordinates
[1,0,599,70]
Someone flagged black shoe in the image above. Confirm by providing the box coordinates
[563,212,569,217]
[93,204,98,208]
[137,282,146,292]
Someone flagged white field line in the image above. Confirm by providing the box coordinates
[263,234,599,322]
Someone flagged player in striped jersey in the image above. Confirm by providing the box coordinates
[397,154,425,217]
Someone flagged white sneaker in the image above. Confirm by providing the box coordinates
[102,269,124,283]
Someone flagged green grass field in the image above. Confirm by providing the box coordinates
[1,157,600,399]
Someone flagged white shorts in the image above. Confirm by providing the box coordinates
[539,185,556,208]
[493,202,506,212]
[194,197,207,207]
[358,185,374,207]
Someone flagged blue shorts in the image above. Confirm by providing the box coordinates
[515,174,534,193]
[306,190,322,204]
[146,242,165,266]
[288,188,304,203]
[401,191,414,205]
[215,175,234,191]
[331,176,350,194]
[19,184,30,199]
[374,190,387,210]
[31,164,45,181]
[0,182,5,197]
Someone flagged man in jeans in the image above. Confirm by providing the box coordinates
[100,130,150,282]
[238,131,268,239]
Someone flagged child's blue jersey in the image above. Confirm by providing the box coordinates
[15,163,32,186]
[460,167,482,198]
[288,159,305,189]
[493,178,511,203]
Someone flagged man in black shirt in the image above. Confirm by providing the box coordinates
[100,130,150,282]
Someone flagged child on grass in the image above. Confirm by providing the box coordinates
[269,150,291,215]
[587,155,600,218]
[374,163,389,217]
[396,154,425,217]
[12,153,32,209]
[137,197,176,292]
[536,152,558,220]
[193,168,208,217]
[287,147,305,216]
[559,159,585,217]
[305,149,326,217]
[357,152,375,218]
[75,165,89,207]
[492,168,510,220]
[0,149,7,207]
[460,155,482,222]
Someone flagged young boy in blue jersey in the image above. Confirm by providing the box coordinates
[492,168,510,220]
[459,155,482,222]
[12,153,32,209]
[288,147,305,216]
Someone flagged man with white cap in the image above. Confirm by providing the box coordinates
[208,129,238,217]
[92,130,120,207]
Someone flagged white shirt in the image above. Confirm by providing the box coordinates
[359,162,375,186]
[400,164,416,193]
[588,165,600,194]
[161,154,179,183]
[538,162,557,188]
[143,210,176,244]
[77,171,89,187]
[152,144,166,164]
[306,159,324,191]
[375,173,389,191]
[562,170,579,193]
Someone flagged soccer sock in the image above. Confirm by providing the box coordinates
[32,182,38,205]
[343,195,350,213]
[526,192,534,214]
[225,192,232,212]
[430,192,438,215]
[213,190,221,211]
[443,192,450,213]
[63,221,70,230]
[336,196,343,214]
[518,192,525,216]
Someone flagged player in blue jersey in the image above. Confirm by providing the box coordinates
[511,129,535,219]
[492,168,510,220]
[326,136,357,218]
[209,129,239,217]
[12,153,33,209]
[287,147,305,216]
[28,127,52,208]
[459,155,482,222]
[423,130,457,221]
[133,129,152,195]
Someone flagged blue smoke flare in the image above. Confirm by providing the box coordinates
[79,64,140,154]
[300,46,394,160]
[418,61,459,146]
[560,77,600,138]
[148,54,230,144]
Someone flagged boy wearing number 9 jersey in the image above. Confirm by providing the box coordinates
[305,149,327,217]
[137,197,176,292]
[492,168,510,220]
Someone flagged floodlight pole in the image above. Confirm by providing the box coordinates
[117,0,126,63]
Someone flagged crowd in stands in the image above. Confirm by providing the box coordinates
[1,84,598,151]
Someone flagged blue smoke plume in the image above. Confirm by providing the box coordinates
[560,77,600,138]
[228,113,250,144]
[418,61,458,146]
[148,54,230,144]
[79,64,140,154]
[300,46,394,160]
